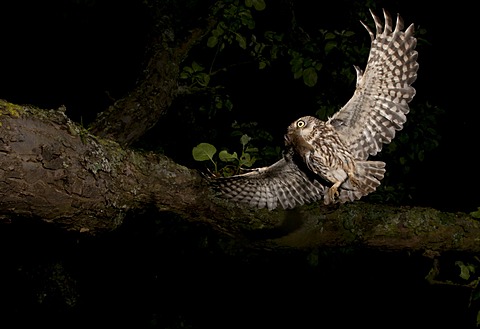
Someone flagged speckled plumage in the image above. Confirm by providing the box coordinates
[210,9,418,210]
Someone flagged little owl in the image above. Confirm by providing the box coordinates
[210,9,419,210]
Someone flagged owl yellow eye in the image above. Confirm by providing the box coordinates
[296,120,306,128]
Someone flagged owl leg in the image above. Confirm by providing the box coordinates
[348,171,359,186]
[344,161,359,187]
[328,181,341,201]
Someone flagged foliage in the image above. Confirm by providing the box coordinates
[425,257,480,327]
[455,260,480,327]
[180,61,211,88]
[470,207,480,219]
[193,134,259,176]
[180,0,363,117]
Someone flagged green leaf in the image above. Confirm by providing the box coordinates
[324,32,336,40]
[236,34,247,49]
[215,97,223,109]
[456,261,474,280]
[196,73,210,87]
[224,98,233,111]
[192,143,217,161]
[240,153,251,167]
[240,134,251,146]
[303,58,313,67]
[183,66,193,74]
[303,67,318,87]
[470,207,480,219]
[252,0,266,11]
[418,149,425,161]
[293,69,303,80]
[324,40,337,54]
[290,55,303,70]
[239,153,255,167]
[207,36,218,48]
[219,150,238,162]
[239,10,255,29]
[191,61,204,72]
[212,26,224,37]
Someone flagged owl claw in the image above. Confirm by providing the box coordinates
[328,184,340,201]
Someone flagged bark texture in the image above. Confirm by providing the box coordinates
[1,99,479,255]
[0,101,203,233]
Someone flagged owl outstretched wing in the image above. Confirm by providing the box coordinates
[328,9,418,160]
[209,9,418,210]
[210,149,327,210]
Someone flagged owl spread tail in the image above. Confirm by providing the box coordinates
[325,160,386,205]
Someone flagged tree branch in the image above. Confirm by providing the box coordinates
[1,100,479,255]
[88,18,216,146]
[0,101,204,233]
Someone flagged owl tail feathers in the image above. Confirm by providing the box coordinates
[326,160,386,204]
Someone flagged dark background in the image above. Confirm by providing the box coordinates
[0,1,479,328]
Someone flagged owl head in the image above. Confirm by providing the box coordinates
[284,116,320,152]
[286,116,317,138]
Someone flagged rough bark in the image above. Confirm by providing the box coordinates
[1,99,479,255]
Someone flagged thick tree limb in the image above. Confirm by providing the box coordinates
[88,19,215,146]
[1,100,479,255]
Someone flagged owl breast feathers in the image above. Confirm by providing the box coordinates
[210,9,418,210]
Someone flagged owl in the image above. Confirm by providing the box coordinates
[210,9,418,210]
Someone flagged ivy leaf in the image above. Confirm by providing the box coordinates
[192,143,217,161]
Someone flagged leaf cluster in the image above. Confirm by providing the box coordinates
[192,134,258,176]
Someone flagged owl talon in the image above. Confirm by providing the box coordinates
[328,185,340,201]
